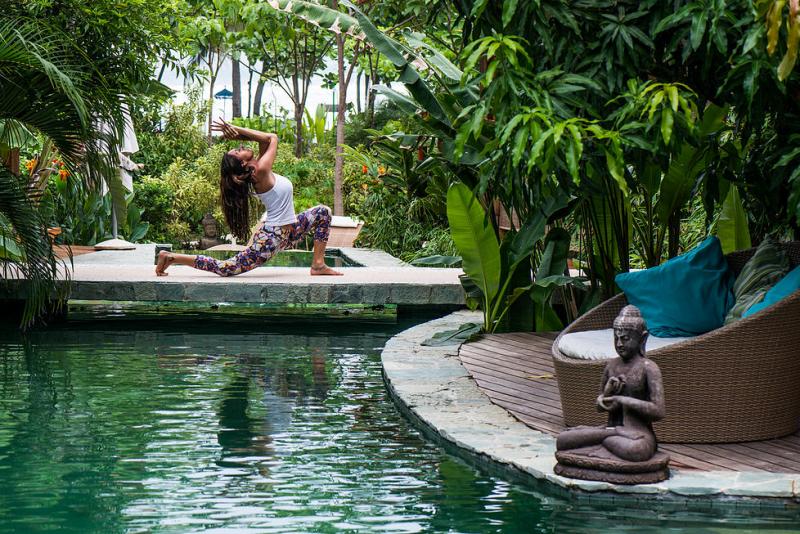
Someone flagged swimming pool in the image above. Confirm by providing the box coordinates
[0,312,796,532]
[169,249,362,268]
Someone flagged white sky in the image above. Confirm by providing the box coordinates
[160,57,383,130]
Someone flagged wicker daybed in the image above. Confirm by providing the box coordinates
[551,242,800,444]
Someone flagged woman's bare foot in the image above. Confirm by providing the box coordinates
[310,264,343,276]
[155,250,175,276]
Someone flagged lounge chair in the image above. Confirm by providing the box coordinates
[551,242,800,443]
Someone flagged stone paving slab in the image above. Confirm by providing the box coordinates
[4,245,465,307]
[381,310,800,504]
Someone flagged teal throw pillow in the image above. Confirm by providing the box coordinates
[615,236,734,338]
[723,237,789,324]
[742,265,800,318]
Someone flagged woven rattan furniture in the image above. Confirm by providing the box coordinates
[551,242,800,444]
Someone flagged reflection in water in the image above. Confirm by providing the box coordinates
[0,316,797,533]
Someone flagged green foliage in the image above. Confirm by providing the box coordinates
[232,114,297,147]
[0,168,68,328]
[716,184,752,254]
[446,182,582,333]
[157,145,228,243]
[348,186,455,263]
[136,92,209,179]
[274,146,335,213]
[343,139,455,262]
[0,9,145,326]
[447,182,501,323]
[137,141,337,246]
[346,101,424,147]
[134,176,176,243]
[46,175,149,246]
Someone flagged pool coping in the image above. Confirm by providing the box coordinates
[381,310,800,508]
[2,245,465,308]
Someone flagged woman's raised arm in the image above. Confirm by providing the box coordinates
[211,119,275,153]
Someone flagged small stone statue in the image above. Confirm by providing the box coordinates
[202,213,219,239]
[200,213,226,250]
[554,305,670,484]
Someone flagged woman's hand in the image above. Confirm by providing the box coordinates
[211,118,242,140]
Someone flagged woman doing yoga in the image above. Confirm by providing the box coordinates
[155,119,342,277]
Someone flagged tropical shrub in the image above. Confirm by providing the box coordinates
[157,145,228,243]
[447,182,584,332]
[134,176,176,243]
[139,140,339,246]
[46,173,150,246]
[274,145,335,212]
[136,91,209,179]
[343,139,456,263]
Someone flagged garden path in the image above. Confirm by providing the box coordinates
[38,244,465,307]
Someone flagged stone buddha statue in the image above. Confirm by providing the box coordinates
[554,305,670,484]
[200,212,225,249]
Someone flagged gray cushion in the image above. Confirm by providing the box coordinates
[558,328,693,361]
[724,237,789,324]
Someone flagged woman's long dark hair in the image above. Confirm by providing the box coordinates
[220,153,254,242]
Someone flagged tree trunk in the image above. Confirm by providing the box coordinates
[247,65,254,117]
[253,78,265,117]
[207,52,216,141]
[334,33,346,215]
[366,78,376,128]
[364,68,370,104]
[232,58,242,118]
[294,102,304,158]
[356,71,362,114]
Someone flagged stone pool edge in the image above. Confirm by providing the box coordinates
[381,310,800,508]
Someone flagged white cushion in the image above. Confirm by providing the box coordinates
[557,328,692,361]
[331,215,360,228]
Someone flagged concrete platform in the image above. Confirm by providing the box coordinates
[7,244,465,307]
[381,311,800,508]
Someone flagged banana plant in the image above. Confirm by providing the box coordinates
[447,181,582,333]
[303,104,328,146]
[607,82,727,266]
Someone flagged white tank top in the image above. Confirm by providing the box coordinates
[253,173,296,226]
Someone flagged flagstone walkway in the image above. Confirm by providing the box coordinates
[6,244,465,307]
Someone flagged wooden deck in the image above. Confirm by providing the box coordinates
[54,245,97,260]
[459,333,800,474]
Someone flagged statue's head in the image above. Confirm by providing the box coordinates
[612,305,648,360]
[202,213,218,239]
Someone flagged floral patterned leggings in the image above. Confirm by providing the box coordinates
[194,205,332,277]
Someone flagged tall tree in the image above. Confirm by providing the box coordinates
[231,57,242,118]
[186,11,229,140]
[242,1,334,157]
[1,0,189,326]
[330,0,364,214]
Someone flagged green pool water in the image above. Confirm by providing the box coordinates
[0,312,797,533]
[170,249,361,268]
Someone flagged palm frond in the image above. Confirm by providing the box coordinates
[0,167,69,328]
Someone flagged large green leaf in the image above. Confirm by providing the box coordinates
[506,191,569,270]
[265,0,362,38]
[404,31,464,81]
[410,255,462,267]
[655,103,727,224]
[716,183,751,254]
[535,227,571,279]
[654,142,704,224]
[447,182,500,317]
[342,0,451,127]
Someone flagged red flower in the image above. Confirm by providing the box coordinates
[361,165,368,174]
